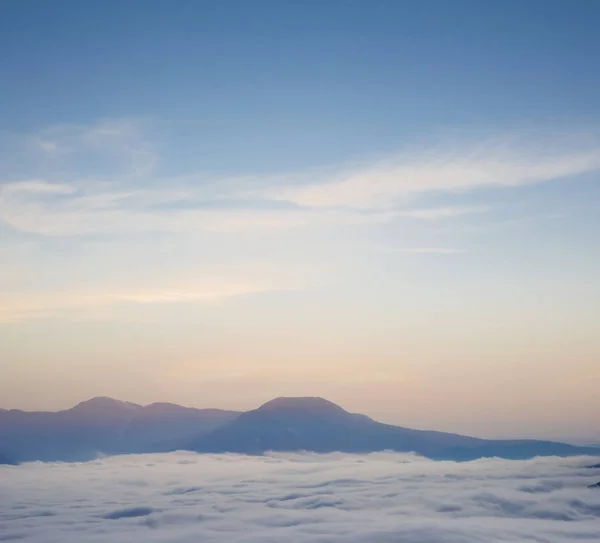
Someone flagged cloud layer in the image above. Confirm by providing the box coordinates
[266,140,600,210]
[1,452,600,543]
[2,121,600,236]
[0,281,270,324]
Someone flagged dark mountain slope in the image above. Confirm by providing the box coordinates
[189,397,600,461]
[0,398,239,462]
[190,397,484,456]
[4,396,597,463]
[0,451,16,464]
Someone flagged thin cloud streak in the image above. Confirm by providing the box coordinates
[381,247,466,254]
[0,282,273,324]
[0,180,397,236]
[401,206,489,219]
[1,125,599,237]
[1,180,76,196]
[37,118,158,177]
[267,141,600,210]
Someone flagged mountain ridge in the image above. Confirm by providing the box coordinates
[1,396,598,464]
[256,396,347,413]
[188,397,599,461]
[0,397,240,463]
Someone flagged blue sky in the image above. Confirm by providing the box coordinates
[1,0,599,442]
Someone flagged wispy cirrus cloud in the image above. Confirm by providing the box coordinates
[379,247,466,254]
[400,206,489,219]
[266,139,600,210]
[35,118,157,176]
[0,281,273,324]
[0,118,157,182]
[1,180,76,196]
[0,180,397,236]
[1,122,599,237]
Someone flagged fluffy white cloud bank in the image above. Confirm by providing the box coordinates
[1,452,599,543]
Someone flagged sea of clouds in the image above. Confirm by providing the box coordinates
[1,451,600,543]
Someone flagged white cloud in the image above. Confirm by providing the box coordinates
[401,206,489,219]
[36,138,61,154]
[7,118,158,179]
[1,452,599,543]
[0,180,396,236]
[1,125,599,237]
[266,141,600,210]
[381,248,465,254]
[1,180,75,196]
[0,281,272,324]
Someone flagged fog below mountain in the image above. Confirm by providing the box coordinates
[2,452,600,543]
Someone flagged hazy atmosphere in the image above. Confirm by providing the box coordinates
[2,4,600,543]
[1,0,600,447]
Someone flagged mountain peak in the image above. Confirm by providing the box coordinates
[256,397,347,414]
[142,402,192,414]
[70,397,141,413]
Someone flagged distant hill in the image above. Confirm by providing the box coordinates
[0,397,239,462]
[0,452,15,464]
[189,397,600,461]
[2,396,598,463]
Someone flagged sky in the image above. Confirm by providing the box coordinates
[0,0,599,442]
[1,452,600,542]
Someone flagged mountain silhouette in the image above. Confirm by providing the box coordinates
[0,452,15,464]
[189,397,600,461]
[68,396,141,414]
[0,397,239,462]
[1,396,598,463]
[255,396,349,414]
